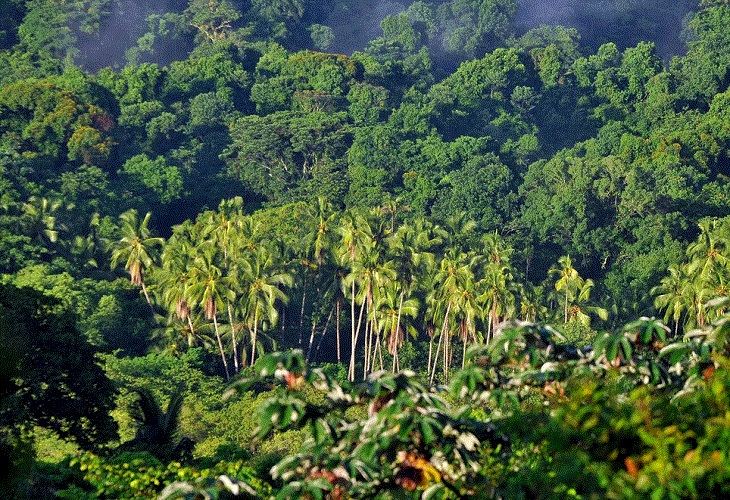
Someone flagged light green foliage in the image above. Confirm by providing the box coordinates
[308,24,334,51]
[185,0,241,44]
[121,154,184,204]
[250,49,359,113]
[0,75,115,165]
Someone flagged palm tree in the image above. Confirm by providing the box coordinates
[431,248,479,382]
[652,264,688,335]
[686,219,729,282]
[550,255,581,324]
[125,388,189,462]
[442,211,478,253]
[239,246,293,366]
[385,217,439,371]
[480,260,514,343]
[373,282,419,372]
[480,233,517,341]
[187,249,234,380]
[21,196,67,246]
[109,209,164,310]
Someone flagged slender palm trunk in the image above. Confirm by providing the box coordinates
[427,332,434,375]
[251,310,259,366]
[376,338,384,372]
[336,300,341,363]
[213,315,230,381]
[227,301,239,373]
[349,281,356,381]
[311,305,334,363]
[491,300,498,342]
[298,284,307,347]
[370,326,381,373]
[430,324,444,384]
[140,280,155,316]
[186,316,196,347]
[306,321,317,361]
[363,317,373,379]
[349,291,367,381]
[462,333,468,369]
[430,303,451,384]
[393,292,404,373]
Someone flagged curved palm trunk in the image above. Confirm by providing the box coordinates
[306,321,317,361]
[349,281,356,381]
[427,330,434,376]
[186,316,196,347]
[140,280,156,316]
[227,301,239,373]
[349,291,367,381]
[430,302,451,384]
[392,291,404,373]
[213,315,230,381]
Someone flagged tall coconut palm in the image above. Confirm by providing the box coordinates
[187,250,234,381]
[344,244,396,379]
[480,260,514,343]
[386,217,441,370]
[431,248,479,382]
[480,233,517,341]
[109,209,164,311]
[373,282,419,372]
[239,245,293,366]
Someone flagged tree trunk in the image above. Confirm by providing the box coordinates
[349,290,367,381]
[186,316,196,348]
[140,280,156,316]
[213,315,230,381]
[227,301,239,373]
[393,292,404,373]
[306,321,317,361]
[311,305,334,363]
[430,303,451,384]
[336,299,341,363]
[251,310,259,366]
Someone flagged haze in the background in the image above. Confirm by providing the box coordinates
[75,0,698,71]
[325,0,407,55]
[515,0,696,59]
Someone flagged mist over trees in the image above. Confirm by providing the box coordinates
[1,0,730,498]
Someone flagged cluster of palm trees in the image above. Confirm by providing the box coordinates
[110,197,725,383]
[652,218,730,335]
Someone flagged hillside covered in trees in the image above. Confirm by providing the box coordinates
[2,0,730,498]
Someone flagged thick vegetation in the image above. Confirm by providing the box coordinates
[1,0,729,498]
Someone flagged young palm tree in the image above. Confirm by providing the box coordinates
[652,264,688,335]
[686,218,729,281]
[126,388,188,462]
[21,195,67,246]
[109,209,164,310]
[550,255,581,324]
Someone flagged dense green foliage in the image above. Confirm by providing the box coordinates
[1,0,729,497]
